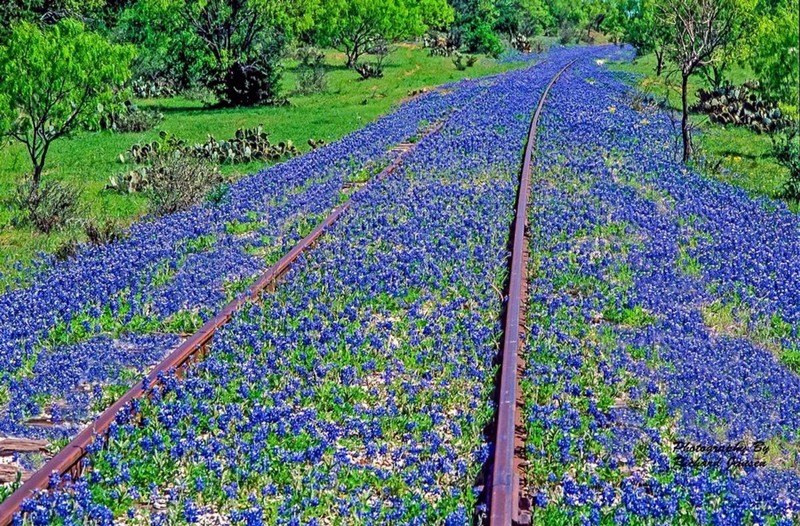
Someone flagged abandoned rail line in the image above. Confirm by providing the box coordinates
[0,59,578,525]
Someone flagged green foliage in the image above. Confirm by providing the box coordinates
[116,0,206,91]
[122,0,317,105]
[83,218,127,245]
[464,19,504,56]
[547,0,589,31]
[97,100,164,133]
[0,0,108,40]
[494,0,552,37]
[773,123,800,200]
[317,0,454,67]
[751,0,799,107]
[294,47,328,95]
[452,52,478,70]
[120,127,302,168]
[0,19,134,188]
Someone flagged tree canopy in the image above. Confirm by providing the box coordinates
[0,19,134,187]
[316,0,454,67]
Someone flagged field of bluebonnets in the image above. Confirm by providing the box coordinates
[2,42,800,525]
[522,59,800,524]
[0,79,485,442]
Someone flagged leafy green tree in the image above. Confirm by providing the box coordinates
[494,0,552,37]
[0,0,109,39]
[116,0,202,89]
[752,0,799,107]
[620,0,669,75]
[121,0,316,105]
[317,0,454,68]
[547,0,588,33]
[0,19,134,189]
[449,0,504,55]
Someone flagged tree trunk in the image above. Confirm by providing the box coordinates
[655,47,664,77]
[346,43,359,68]
[681,73,692,163]
[32,161,44,192]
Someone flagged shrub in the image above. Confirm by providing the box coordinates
[122,128,301,166]
[98,100,163,133]
[355,40,390,80]
[84,219,127,245]
[131,76,178,99]
[531,37,549,53]
[558,24,578,45]
[452,53,478,71]
[464,21,504,57]
[773,123,800,200]
[355,61,384,79]
[15,180,81,233]
[144,156,225,217]
[124,131,186,164]
[424,30,460,56]
[295,47,328,95]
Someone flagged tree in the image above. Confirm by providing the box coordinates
[658,0,755,162]
[122,0,316,106]
[0,0,108,39]
[318,0,454,68]
[448,0,504,56]
[547,0,588,34]
[621,0,669,75]
[494,0,552,38]
[0,19,134,190]
[751,0,799,107]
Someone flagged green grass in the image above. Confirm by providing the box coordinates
[608,53,793,207]
[0,45,522,277]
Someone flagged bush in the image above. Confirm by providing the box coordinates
[355,40,390,80]
[464,21,504,57]
[452,53,478,71]
[144,156,225,217]
[424,30,461,56]
[98,100,163,133]
[295,47,328,95]
[531,37,550,54]
[15,180,81,233]
[84,219,127,245]
[131,76,179,99]
[774,123,800,200]
[558,24,579,45]
[355,61,384,79]
[121,128,302,167]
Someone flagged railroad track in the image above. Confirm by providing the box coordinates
[487,59,576,526]
[0,120,447,526]
[0,60,574,525]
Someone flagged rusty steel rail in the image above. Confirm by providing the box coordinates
[489,59,576,526]
[0,121,444,526]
